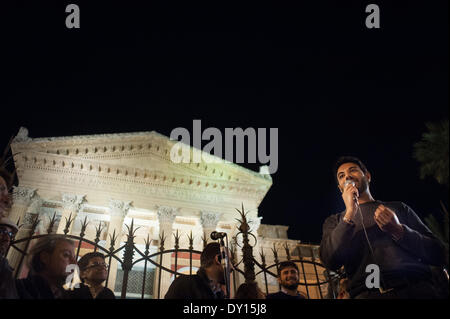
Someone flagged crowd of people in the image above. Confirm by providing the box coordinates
[1,153,448,299]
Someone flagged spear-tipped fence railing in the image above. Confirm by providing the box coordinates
[8,204,340,299]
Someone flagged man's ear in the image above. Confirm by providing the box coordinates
[215,254,222,265]
[366,171,371,183]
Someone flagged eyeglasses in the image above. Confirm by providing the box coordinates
[0,228,14,239]
[85,262,109,270]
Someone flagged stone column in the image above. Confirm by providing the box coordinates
[155,205,177,298]
[56,194,86,234]
[6,187,37,274]
[29,198,48,235]
[200,211,222,244]
[105,199,131,291]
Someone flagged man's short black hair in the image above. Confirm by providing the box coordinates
[200,242,221,268]
[334,156,368,184]
[78,252,106,272]
[277,261,299,277]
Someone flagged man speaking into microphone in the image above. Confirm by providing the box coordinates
[319,156,446,299]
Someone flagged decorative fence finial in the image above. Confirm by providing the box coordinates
[235,203,257,284]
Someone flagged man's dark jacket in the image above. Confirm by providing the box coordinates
[15,274,61,299]
[64,282,116,299]
[0,256,18,299]
[266,291,306,299]
[164,268,224,299]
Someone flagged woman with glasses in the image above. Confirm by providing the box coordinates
[65,252,115,299]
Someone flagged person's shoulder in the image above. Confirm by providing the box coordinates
[167,274,198,290]
[0,255,12,271]
[266,291,305,299]
[102,287,116,299]
[17,275,52,292]
[103,286,115,294]
[377,200,404,206]
[0,258,13,281]
[63,283,90,299]
[165,274,198,299]
[265,292,277,299]
[15,275,34,286]
[172,274,196,285]
[15,275,39,299]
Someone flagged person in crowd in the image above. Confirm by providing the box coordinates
[266,261,306,299]
[165,242,233,299]
[65,251,115,299]
[16,235,76,299]
[0,216,19,299]
[0,166,19,299]
[0,167,13,219]
[320,156,446,298]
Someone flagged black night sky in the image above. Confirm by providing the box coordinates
[2,1,448,244]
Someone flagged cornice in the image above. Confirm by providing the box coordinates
[12,127,161,145]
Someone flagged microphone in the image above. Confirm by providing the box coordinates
[344,180,358,203]
[344,180,355,187]
[210,231,227,240]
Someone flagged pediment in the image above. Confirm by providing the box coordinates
[11,128,272,187]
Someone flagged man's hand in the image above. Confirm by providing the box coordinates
[374,204,404,240]
[342,181,358,220]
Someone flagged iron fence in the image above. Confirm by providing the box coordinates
[8,206,341,299]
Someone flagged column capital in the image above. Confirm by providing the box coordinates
[28,196,43,213]
[12,186,36,206]
[62,194,86,212]
[200,211,222,229]
[156,205,178,225]
[108,199,132,218]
